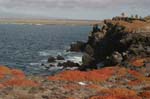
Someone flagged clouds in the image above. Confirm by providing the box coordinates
[0,0,149,19]
[0,0,148,9]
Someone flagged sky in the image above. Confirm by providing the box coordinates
[0,0,150,20]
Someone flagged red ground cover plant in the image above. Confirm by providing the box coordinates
[139,91,150,98]
[0,66,39,88]
[0,84,4,88]
[142,86,150,90]
[48,67,115,82]
[128,80,142,86]
[131,58,145,67]
[0,66,12,75]
[128,69,143,78]
[3,78,39,87]
[86,84,103,91]
[127,69,149,83]
[89,95,142,99]
[91,88,142,99]
[11,69,26,79]
[115,67,128,77]
[99,88,137,96]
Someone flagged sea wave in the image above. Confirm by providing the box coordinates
[38,50,83,64]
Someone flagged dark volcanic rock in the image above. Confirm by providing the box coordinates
[48,56,56,63]
[110,51,123,65]
[56,55,65,60]
[70,41,86,52]
[80,20,150,68]
[82,53,95,66]
[84,44,94,56]
[58,61,80,67]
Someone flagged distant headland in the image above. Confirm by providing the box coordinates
[0,18,103,26]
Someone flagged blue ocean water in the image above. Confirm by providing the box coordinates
[0,24,91,75]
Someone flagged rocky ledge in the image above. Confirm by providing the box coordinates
[74,19,150,69]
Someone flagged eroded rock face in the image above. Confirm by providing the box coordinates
[70,41,86,52]
[80,20,150,69]
[82,53,95,67]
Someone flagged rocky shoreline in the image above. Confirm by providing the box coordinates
[0,16,150,99]
[70,18,150,70]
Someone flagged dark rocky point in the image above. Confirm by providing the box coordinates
[47,56,56,63]
[70,41,86,52]
[56,55,65,60]
[58,61,80,67]
[70,19,150,69]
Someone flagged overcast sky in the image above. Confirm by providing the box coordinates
[0,0,149,20]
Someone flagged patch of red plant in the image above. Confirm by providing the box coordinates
[0,84,4,88]
[0,66,39,88]
[128,69,143,78]
[139,91,150,98]
[48,67,115,82]
[89,95,142,99]
[142,86,150,90]
[0,74,4,79]
[92,88,142,99]
[131,59,145,67]
[115,67,127,77]
[3,78,39,87]
[11,69,26,79]
[0,66,11,75]
[99,88,137,96]
[128,80,142,86]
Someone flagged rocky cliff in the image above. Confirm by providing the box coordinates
[79,19,150,69]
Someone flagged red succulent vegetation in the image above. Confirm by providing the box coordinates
[90,88,142,99]
[128,80,142,86]
[139,91,150,98]
[3,78,39,87]
[48,67,115,82]
[0,66,39,88]
[89,95,142,99]
[131,58,145,67]
[11,69,26,79]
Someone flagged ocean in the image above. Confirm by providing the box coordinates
[0,24,91,75]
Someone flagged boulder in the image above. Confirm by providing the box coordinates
[82,53,95,66]
[48,56,56,63]
[70,41,86,52]
[58,61,80,67]
[110,51,123,65]
[84,44,94,56]
[56,55,65,60]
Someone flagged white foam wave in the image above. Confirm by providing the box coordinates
[38,50,65,57]
[49,66,64,71]
[30,62,41,66]
[66,56,82,64]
